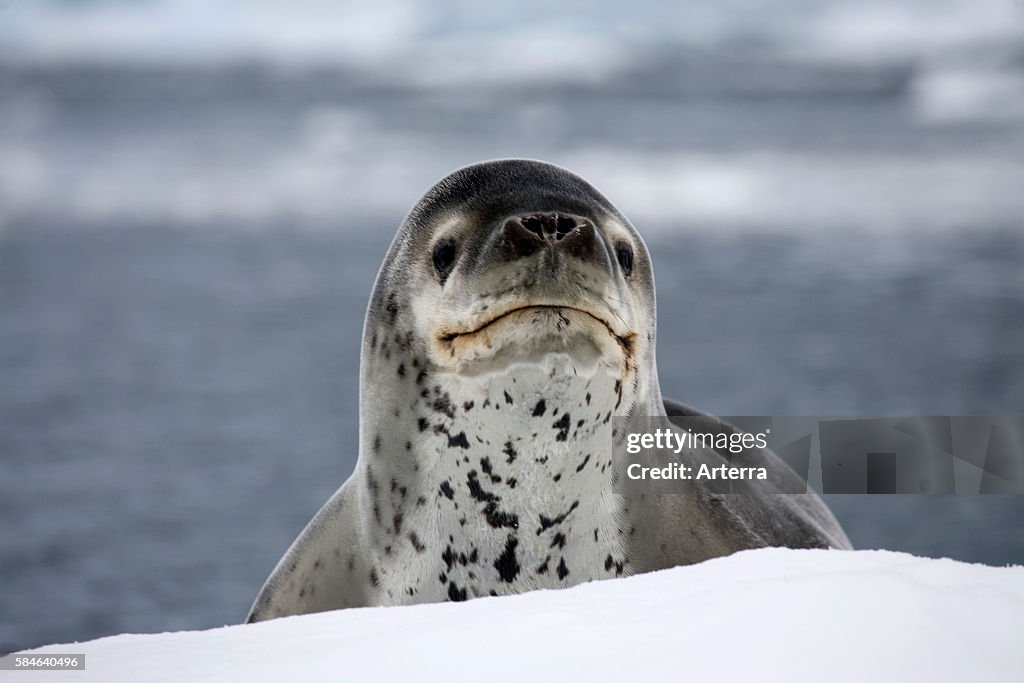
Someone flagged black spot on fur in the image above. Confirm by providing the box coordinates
[466,470,519,529]
[432,394,455,419]
[494,536,520,582]
[586,392,591,405]
[550,532,566,549]
[553,413,571,441]
[370,568,380,587]
[507,477,518,488]
[392,511,404,534]
[417,417,429,432]
[448,432,470,449]
[532,399,546,417]
[439,481,455,500]
[504,391,514,405]
[557,557,570,580]
[373,434,381,453]
[415,370,427,385]
[442,545,457,571]
[480,456,501,483]
[397,363,406,377]
[385,291,400,324]
[576,454,591,473]
[503,441,518,464]
[447,582,467,602]
[552,473,562,482]
[408,532,426,553]
[536,556,550,574]
[536,500,579,535]
[463,400,475,412]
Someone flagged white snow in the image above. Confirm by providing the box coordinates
[16,548,1024,682]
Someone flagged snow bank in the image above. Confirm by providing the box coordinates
[18,548,1024,682]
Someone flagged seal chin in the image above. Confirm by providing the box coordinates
[431,305,635,376]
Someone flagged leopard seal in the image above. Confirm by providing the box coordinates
[246,159,850,622]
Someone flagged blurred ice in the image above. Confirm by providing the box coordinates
[1,0,1022,230]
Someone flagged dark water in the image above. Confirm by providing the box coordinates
[2,222,1023,654]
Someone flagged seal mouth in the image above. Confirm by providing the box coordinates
[437,305,636,358]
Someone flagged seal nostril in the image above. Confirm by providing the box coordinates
[555,215,576,239]
[501,217,544,261]
[522,216,544,238]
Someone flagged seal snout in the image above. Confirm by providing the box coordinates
[499,212,600,263]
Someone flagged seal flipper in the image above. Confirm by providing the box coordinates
[246,477,368,623]
[624,398,852,570]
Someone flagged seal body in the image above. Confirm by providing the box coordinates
[247,159,850,622]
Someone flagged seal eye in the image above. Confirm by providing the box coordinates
[615,242,634,277]
[432,239,458,278]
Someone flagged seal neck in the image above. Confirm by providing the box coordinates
[355,355,652,601]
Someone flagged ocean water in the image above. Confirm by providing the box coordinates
[2,0,1024,656]
[3,223,1023,655]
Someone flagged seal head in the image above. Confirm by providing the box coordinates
[375,158,654,383]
